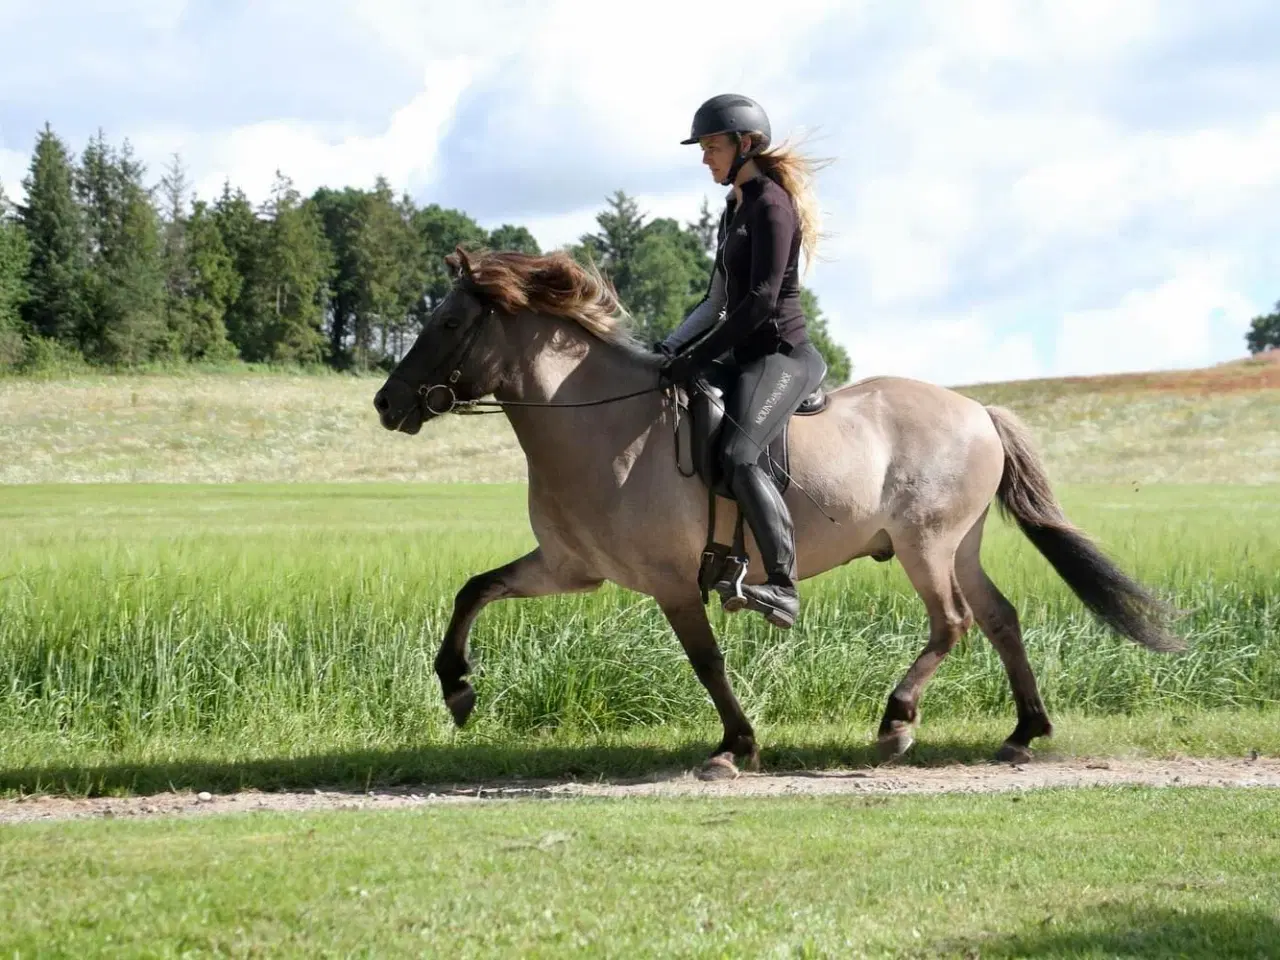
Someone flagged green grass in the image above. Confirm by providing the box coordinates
[1,483,1276,789]
[3,788,1279,957]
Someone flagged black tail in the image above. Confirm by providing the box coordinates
[985,405,1184,653]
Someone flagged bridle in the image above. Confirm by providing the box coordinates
[386,293,664,418]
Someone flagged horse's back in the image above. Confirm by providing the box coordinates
[788,373,1006,531]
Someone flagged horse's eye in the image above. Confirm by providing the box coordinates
[444,318,461,330]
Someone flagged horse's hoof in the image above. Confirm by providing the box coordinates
[697,753,740,781]
[445,685,476,728]
[876,725,915,765]
[995,741,1033,765]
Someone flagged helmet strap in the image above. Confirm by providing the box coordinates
[720,133,756,186]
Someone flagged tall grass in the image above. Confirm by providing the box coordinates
[2,484,1276,768]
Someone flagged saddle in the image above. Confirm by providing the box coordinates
[675,370,829,603]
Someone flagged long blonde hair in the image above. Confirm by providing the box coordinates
[748,133,832,275]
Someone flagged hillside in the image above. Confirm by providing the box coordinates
[2,355,1277,485]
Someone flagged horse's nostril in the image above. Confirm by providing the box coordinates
[374,392,389,413]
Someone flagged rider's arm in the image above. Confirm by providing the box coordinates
[684,195,795,365]
[658,268,725,355]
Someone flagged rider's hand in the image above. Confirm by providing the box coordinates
[660,351,695,385]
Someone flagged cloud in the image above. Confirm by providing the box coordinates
[843,311,1047,388]
[0,148,26,198]
[1054,257,1259,377]
[1,0,1278,384]
[131,57,483,205]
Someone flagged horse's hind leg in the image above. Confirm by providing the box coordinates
[435,548,601,728]
[876,533,974,763]
[954,512,1053,763]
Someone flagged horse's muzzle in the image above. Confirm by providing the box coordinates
[373,382,426,434]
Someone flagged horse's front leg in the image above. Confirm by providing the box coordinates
[435,548,599,727]
[659,595,760,780]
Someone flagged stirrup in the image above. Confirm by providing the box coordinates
[714,558,750,609]
[718,580,798,630]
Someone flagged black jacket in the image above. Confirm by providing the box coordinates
[687,172,808,366]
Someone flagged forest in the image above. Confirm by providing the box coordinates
[0,125,852,383]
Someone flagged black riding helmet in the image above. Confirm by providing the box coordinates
[682,94,772,185]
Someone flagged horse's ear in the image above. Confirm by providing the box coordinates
[446,245,473,281]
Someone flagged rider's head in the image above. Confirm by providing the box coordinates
[682,94,832,274]
[682,94,771,187]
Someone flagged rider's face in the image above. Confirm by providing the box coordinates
[699,134,741,183]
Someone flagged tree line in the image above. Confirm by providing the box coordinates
[0,124,852,384]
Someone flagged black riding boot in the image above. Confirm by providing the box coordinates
[716,462,800,629]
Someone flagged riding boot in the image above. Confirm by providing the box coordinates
[716,462,800,629]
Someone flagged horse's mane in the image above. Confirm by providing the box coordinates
[445,245,647,354]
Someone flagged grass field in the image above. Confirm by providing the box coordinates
[3,788,1279,956]
[2,363,1278,955]
[1,482,1276,792]
[2,354,1279,484]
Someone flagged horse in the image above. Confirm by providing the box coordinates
[373,246,1181,780]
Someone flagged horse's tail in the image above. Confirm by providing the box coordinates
[984,404,1183,653]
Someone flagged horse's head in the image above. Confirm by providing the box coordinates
[373,248,506,435]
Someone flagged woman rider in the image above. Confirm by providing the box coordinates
[655,94,828,629]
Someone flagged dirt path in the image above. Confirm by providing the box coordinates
[3,756,1277,824]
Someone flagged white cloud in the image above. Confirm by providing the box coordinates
[1011,114,1280,237]
[1,0,1277,384]
[840,313,1046,388]
[0,148,26,199]
[517,187,717,252]
[130,57,482,205]
[1053,257,1259,377]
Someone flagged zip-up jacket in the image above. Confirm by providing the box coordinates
[662,172,808,365]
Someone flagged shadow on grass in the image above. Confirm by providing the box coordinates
[941,904,1280,958]
[0,731,1003,798]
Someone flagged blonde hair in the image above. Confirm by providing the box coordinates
[747,133,832,275]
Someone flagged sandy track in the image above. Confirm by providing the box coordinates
[3,756,1277,824]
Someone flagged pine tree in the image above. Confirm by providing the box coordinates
[183,200,239,360]
[576,190,646,310]
[311,186,364,366]
[157,153,194,357]
[253,172,332,364]
[0,181,32,367]
[18,124,90,344]
[212,180,267,359]
[349,177,419,363]
[75,132,166,364]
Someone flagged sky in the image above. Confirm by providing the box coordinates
[1,0,1277,386]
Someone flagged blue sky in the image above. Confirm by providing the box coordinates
[1,0,1277,385]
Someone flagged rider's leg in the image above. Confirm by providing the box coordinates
[716,342,827,628]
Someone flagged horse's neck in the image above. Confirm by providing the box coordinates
[497,316,662,482]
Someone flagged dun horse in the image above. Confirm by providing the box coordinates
[373,247,1181,779]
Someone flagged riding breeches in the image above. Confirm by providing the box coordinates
[719,341,827,482]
